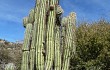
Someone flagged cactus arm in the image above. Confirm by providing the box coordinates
[61,17,67,70]
[22,17,32,51]
[21,17,32,70]
[28,9,35,23]
[54,25,61,70]
[62,13,76,70]
[69,12,76,56]
[28,8,36,70]
[62,17,71,70]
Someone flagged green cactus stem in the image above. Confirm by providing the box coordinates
[28,8,36,70]
[28,9,35,23]
[21,17,32,70]
[29,0,41,70]
[23,17,28,28]
[35,0,48,70]
[29,48,35,70]
[21,51,30,70]
[22,17,33,51]
[61,17,67,69]
[54,4,63,70]
[69,12,76,56]
[62,13,76,70]
[45,0,58,70]
[62,16,71,70]
[54,25,61,70]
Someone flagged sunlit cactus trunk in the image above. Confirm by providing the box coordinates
[29,0,41,70]
[28,9,35,70]
[61,17,69,70]
[62,13,76,70]
[54,25,61,70]
[21,17,32,70]
[61,17,67,69]
[35,0,47,70]
[45,0,58,70]
[5,63,15,70]
[69,12,76,56]
[54,2,63,70]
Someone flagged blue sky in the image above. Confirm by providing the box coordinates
[0,0,110,42]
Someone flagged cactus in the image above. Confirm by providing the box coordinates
[62,13,76,70]
[45,0,58,70]
[69,12,76,56]
[29,48,35,70]
[23,17,28,28]
[35,0,47,70]
[62,17,71,70]
[54,4,63,70]
[21,51,30,70]
[22,17,32,51]
[28,9,35,23]
[29,0,41,70]
[21,17,32,70]
[61,17,69,70]
[5,63,15,70]
[54,25,61,70]
[21,0,76,70]
[56,5,64,16]
[61,17,67,68]
[28,9,36,70]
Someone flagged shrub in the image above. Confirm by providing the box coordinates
[70,20,110,70]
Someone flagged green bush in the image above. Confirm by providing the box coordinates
[70,20,110,70]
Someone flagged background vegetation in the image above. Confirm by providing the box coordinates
[70,20,110,70]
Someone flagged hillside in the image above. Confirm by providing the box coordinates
[0,39,22,70]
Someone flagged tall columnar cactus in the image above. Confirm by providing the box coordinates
[21,0,76,70]
[69,12,76,56]
[21,17,32,70]
[54,4,63,70]
[54,25,61,70]
[61,17,67,66]
[62,17,72,70]
[29,0,41,70]
[62,13,76,70]
[5,63,15,70]
[45,0,58,70]
[61,17,68,70]
[35,0,48,70]
[28,9,36,70]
